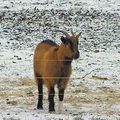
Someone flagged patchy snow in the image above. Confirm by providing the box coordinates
[0,0,120,14]
[0,0,120,120]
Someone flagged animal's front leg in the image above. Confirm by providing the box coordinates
[58,78,69,113]
[58,88,64,113]
[48,87,55,112]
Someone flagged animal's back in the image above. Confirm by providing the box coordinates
[34,40,58,81]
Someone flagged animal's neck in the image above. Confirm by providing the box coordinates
[57,44,73,64]
[64,56,72,65]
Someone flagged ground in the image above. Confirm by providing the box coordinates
[0,0,120,120]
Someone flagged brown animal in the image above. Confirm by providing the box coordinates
[34,30,81,112]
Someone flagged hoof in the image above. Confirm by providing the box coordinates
[37,105,43,110]
[49,109,55,113]
[49,110,55,114]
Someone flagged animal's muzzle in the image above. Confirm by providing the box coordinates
[74,51,79,59]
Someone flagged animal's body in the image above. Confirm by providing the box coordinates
[34,30,81,112]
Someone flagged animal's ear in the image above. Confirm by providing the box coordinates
[61,36,67,44]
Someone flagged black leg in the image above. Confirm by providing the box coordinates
[37,79,43,109]
[58,88,64,113]
[57,79,65,101]
[48,87,55,112]
[58,89,64,101]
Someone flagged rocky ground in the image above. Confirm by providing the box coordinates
[0,0,120,120]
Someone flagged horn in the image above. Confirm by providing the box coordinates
[55,30,70,38]
[71,29,75,35]
[76,32,82,38]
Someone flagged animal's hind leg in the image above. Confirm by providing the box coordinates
[36,75,43,109]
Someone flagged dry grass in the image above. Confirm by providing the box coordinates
[18,77,36,86]
[91,75,108,80]
[0,77,120,116]
[72,84,89,93]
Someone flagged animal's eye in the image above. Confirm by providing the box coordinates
[67,42,74,51]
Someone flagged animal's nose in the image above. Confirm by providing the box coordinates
[74,51,79,59]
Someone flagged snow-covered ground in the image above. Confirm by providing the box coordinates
[0,0,120,120]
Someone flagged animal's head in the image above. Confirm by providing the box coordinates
[56,30,81,60]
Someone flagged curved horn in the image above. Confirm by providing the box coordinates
[76,32,82,38]
[55,30,70,38]
[71,29,75,35]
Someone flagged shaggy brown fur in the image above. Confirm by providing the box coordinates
[33,30,81,112]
